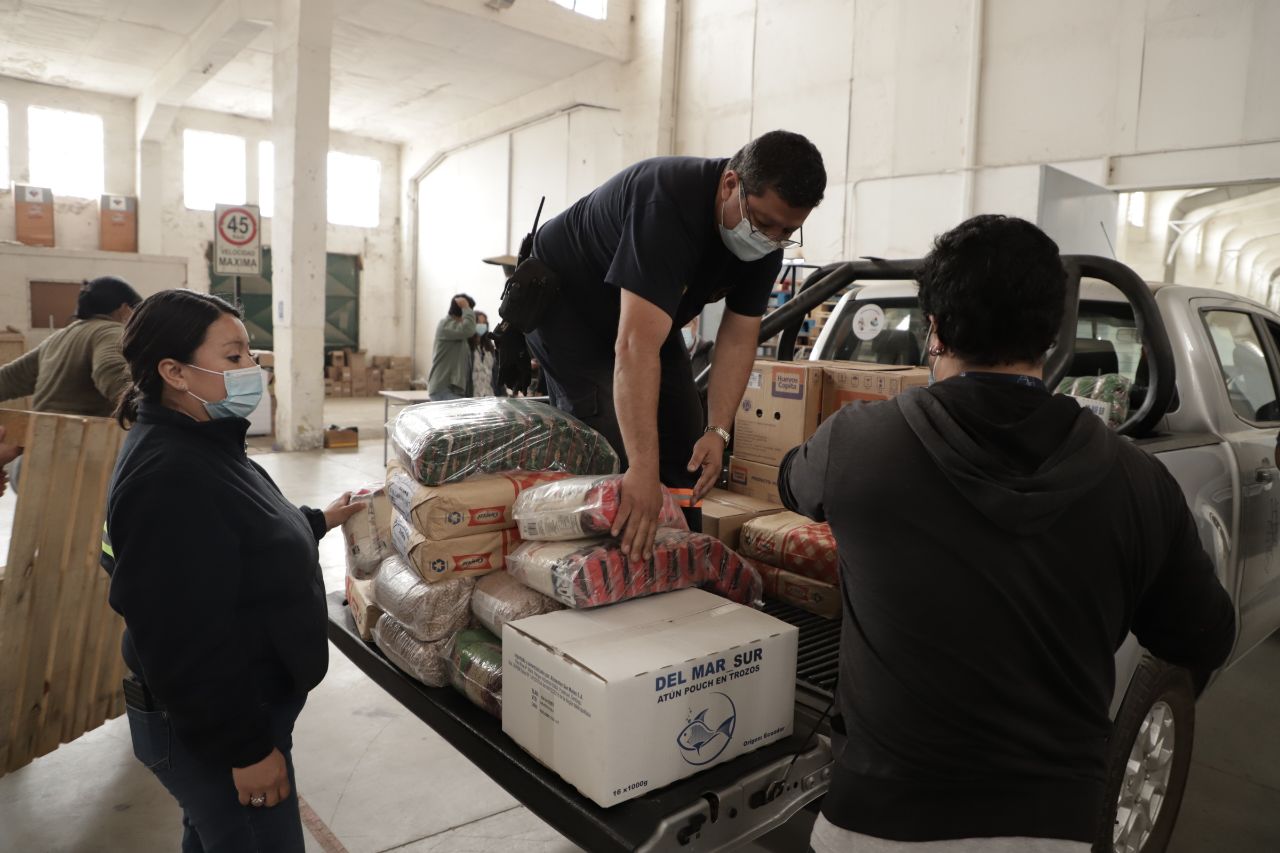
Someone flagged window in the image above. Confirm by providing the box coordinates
[28,107,104,198]
[327,151,380,228]
[0,102,9,189]
[1125,191,1146,228]
[1204,310,1279,422]
[183,129,246,211]
[550,0,607,19]
[258,140,274,218]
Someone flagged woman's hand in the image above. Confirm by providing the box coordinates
[323,492,363,530]
[232,747,291,808]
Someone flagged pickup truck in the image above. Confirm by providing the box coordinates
[328,255,1280,853]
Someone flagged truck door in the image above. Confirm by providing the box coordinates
[1201,306,1280,656]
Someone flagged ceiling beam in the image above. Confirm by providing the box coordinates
[423,0,631,63]
[136,0,273,143]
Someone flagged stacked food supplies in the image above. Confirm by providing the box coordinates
[738,510,841,619]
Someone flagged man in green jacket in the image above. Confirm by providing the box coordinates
[427,294,477,401]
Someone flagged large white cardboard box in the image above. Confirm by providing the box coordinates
[502,588,797,807]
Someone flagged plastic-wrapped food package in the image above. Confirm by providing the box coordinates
[1057,374,1132,429]
[471,570,564,636]
[345,574,383,641]
[373,614,451,687]
[512,475,688,541]
[506,531,762,609]
[753,559,841,620]
[389,397,620,486]
[342,483,393,579]
[371,554,475,643]
[739,512,838,585]
[386,463,570,540]
[445,627,503,717]
[391,510,521,581]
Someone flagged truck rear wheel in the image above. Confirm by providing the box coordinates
[1096,656,1195,853]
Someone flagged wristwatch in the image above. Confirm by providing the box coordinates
[704,425,731,444]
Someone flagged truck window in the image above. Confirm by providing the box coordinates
[824,300,925,365]
[1204,310,1280,423]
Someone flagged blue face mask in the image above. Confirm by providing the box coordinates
[475,323,489,336]
[187,364,264,420]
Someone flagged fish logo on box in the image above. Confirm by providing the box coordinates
[676,692,736,766]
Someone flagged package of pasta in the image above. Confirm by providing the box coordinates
[342,483,393,579]
[512,475,688,541]
[373,614,451,687]
[386,463,572,541]
[371,554,475,643]
[391,510,521,582]
[389,397,620,486]
[471,570,564,636]
[740,511,839,586]
[444,627,503,717]
[506,531,762,609]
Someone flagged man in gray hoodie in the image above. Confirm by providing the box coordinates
[780,215,1234,851]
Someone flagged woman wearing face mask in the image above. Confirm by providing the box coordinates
[469,311,505,398]
[104,290,361,853]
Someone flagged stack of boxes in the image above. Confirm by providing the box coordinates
[325,350,413,397]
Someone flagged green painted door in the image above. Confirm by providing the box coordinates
[209,250,361,353]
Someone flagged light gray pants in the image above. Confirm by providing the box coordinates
[810,814,1091,853]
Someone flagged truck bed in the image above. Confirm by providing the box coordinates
[326,592,837,852]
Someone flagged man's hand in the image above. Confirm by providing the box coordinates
[232,747,291,808]
[686,430,726,500]
[323,492,363,531]
[613,467,664,561]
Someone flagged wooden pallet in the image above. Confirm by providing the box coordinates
[0,330,32,411]
[0,408,126,776]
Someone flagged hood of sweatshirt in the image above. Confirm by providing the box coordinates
[897,376,1119,535]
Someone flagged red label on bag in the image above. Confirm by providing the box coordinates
[469,506,507,526]
[454,553,494,571]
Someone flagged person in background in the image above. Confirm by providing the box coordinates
[470,311,504,398]
[427,294,476,401]
[780,215,1235,852]
[104,290,361,853]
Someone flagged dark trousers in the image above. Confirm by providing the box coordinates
[528,310,705,490]
[126,696,308,853]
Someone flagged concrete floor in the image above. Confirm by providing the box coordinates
[0,397,1276,852]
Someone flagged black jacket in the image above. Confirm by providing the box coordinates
[104,402,329,768]
[780,375,1235,843]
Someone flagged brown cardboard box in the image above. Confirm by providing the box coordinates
[99,195,137,252]
[734,360,825,466]
[754,561,840,619]
[818,361,929,420]
[383,368,411,390]
[324,426,359,448]
[389,356,412,370]
[701,488,786,549]
[348,351,367,374]
[331,351,346,368]
[367,369,384,394]
[340,367,353,381]
[727,456,781,505]
[372,355,390,368]
[15,185,55,247]
[341,382,354,397]
[391,510,522,582]
[345,575,384,641]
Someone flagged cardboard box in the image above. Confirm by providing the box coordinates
[372,355,390,368]
[733,361,825,467]
[389,356,412,370]
[331,351,347,368]
[818,362,929,420]
[502,588,797,808]
[391,510,521,581]
[386,463,570,541]
[15,185,55,247]
[99,194,137,252]
[754,561,840,620]
[348,351,367,374]
[727,456,781,505]
[345,575,384,641]
[324,426,359,448]
[739,511,838,586]
[383,368,411,390]
[701,489,786,550]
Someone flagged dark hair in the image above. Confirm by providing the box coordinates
[76,276,143,319]
[917,215,1067,367]
[727,130,827,210]
[448,293,476,318]
[114,290,241,427]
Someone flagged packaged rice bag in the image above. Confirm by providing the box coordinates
[373,614,451,687]
[444,627,503,717]
[740,512,839,586]
[370,554,474,643]
[342,483,393,579]
[345,574,383,641]
[386,463,570,540]
[389,398,620,486]
[471,570,564,636]
[506,530,762,609]
[390,509,521,582]
[512,475,688,541]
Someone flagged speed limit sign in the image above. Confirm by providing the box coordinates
[214,204,262,275]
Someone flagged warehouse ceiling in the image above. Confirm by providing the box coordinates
[0,0,615,143]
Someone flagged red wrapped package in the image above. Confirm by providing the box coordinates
[739,511,839,585]
[512,475,688,541]
[506,531,762,608]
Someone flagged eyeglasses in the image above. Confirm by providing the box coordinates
[740,186,803,250]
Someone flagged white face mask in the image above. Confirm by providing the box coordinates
[719,187,780,262]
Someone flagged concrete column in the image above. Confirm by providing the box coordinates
[272,0,331,451]
[136,139,164,255]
